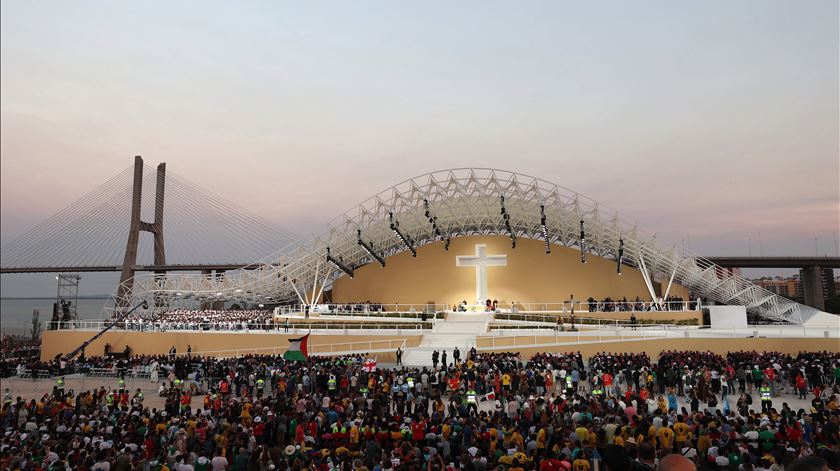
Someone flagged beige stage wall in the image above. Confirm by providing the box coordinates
[332,235,688,306]
[40,330,420,362]
[479,337,840,359]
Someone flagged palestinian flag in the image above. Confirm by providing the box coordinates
[284,334,309,361]
[480,391,496,402]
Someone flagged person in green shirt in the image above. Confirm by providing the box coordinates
[757,427,775,452]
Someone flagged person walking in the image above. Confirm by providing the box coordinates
[396,347,403,366]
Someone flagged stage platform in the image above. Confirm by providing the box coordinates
[42,311,839,364]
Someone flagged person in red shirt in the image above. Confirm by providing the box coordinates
[602,373,614,395]
[410,418,425,441]
[764,366,776,396]
[295,422,305,445]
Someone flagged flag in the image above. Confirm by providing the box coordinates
[362,358,377,372]
[283,334,309,361]
[480,391,496,402]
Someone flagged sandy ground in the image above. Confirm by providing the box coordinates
[0,374,822,415]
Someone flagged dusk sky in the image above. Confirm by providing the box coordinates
[1,1,838,296]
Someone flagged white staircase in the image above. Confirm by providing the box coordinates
[400,312,490,367]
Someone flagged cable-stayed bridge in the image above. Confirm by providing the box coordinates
[0,156,300,281]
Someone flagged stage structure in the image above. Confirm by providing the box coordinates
[116,169,805,323]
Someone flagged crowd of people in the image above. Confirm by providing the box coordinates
[1,347,839,471]
[584,297,696,313]
[118,310,277,332]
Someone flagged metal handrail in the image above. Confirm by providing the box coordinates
[46,320,434,332]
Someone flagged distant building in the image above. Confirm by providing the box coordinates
[750,270,836,305]
[751,276,802,302]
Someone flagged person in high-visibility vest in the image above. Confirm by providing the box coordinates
[359,386,369,397]
[328,375,337,393]
[256,378,265,398]
[56,377,65,395]
[105,391,115,410]
[759,383,772,412]
[565,375,574,395]
[133,388,144,405]
[592,387,604,398]
[466,389,478,415]
[406,377,415,389]
[173,378,182,390]
[117,376,126,393]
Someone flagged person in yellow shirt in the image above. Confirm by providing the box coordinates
[442,423,451,441]
[575,425,589,443]
[647,424,657,444]
[511,430,525,451]
[536,427,547,452]
[489,430,499,455]
[572,458,591,471]
[501,373,512,392]
[349,423,360,445]
[657,426,675,451]
[673,421,691,449]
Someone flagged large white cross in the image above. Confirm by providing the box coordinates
[456,244,507,302]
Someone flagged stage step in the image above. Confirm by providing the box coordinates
[399,315,486,367]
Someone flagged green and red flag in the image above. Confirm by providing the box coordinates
[283,334,309,361]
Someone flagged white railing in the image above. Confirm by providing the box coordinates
[45,320,433,333]
[479,324,840,349]
[286,300,699,314]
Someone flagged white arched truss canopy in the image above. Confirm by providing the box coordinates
[118,169,803,324]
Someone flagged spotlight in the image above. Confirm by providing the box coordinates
[617,238,624,275]
[501,195,516,248]
[389,212,417,257]
[357,229,386,267]
[580,220,587,263]
[326,247,354,278]
[540,205,550,254]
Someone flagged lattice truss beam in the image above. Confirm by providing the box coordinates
[118,169,802,323]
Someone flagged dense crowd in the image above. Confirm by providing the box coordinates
[584,297,696,313]
[1,348,839,471]
[118,310,277,332]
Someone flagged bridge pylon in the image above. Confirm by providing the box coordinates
[115,156,166,310]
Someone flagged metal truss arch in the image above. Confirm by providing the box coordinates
[117,168,804,324]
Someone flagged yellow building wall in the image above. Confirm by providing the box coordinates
[40,330,420,361]
[478,337,840,359]
[333,235,685,305]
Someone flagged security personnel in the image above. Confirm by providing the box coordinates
[117,376,126,393]
[256,378,265,398]
[56,376,65,395]
[565,374,574,395]
[406,376,415,390]
[327,375,337,393]
[760,383,772,412]
[132,388,144,405]
[466,389,478,415]
[173,377,182,390]
[105,390,115,411]
[359,386,369,397]
[592,386,604,399]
